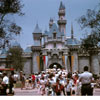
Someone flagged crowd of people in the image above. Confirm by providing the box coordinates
[0,66,99,96]
[0,71,18,95]
[18,66,97,96]
[18,68,80,96]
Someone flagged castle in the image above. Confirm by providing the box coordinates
[0,2,100,76]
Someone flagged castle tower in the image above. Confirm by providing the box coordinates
[33,24,42,46]
[57,1,67,35]
[32,24,42,73]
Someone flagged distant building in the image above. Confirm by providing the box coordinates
[0,2,100,76]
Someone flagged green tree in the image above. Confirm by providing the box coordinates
[7,46,24,71]
[78,3,100,51]
[0,0,24,49]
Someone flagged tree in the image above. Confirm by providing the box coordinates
[0,0,24,49]
[78,3,100,51]
[6,46,24,71]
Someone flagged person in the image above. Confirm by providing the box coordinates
[71,84,76,96]
[0,74,3,95]
[40,77,46,95]
[59,74,65,95]
[20,72,26,90]
[9,71,14,94]
[31,73,35,89]
[76,77,81,95]
[54,78,62,96]
[25,78,29,89]
[79,66,93,96]
[28,76,32,89]
[2,73,9,95]
[13,73,18,88]
[46,80,52,96]
[65,79,72,96]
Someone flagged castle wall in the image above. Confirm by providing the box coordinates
[78,56,90,73]
[46,44,53,49]
[91,54,100,75]
[45,43,63,49]
[23,58,32,75]
[56,43,63,49]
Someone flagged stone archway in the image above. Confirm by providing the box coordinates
[49,63,63,69]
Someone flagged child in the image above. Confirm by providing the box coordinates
[71,84,76,95]
[25,78,29,89]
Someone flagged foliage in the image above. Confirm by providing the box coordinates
[78,3,100,50]
[0,0,24,49]
[6,46,24,71]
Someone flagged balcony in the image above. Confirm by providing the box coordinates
[57,20,66,25]
[58,10,65,15]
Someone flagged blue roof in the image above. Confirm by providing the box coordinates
[66,38,80,45]
[43,30,48,36]
[24,46,32,53]
[0,54,7,58]
[0,47,9,54]
[44,23,62,37]
[1,48,7,54]
[33,24,42,33]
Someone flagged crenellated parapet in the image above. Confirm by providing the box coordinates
[31,46,41,52]
[22,52,32,58]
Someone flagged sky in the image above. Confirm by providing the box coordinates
[10,0,100,49]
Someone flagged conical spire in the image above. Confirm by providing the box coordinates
[71,23,74,39]
[33,23,42,33]
[59,1,65,10]
[49,18,54,29]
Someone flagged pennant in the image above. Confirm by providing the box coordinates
[37,56,40,70]
[43,56,46,64]
[62,56,65,65]
[45,56,48,67]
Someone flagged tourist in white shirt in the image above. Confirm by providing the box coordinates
[76,79,81,95]
[79,66,93,96]
[2,73,9,95]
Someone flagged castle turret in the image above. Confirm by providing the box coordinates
[33,24,42,46]
[71,23,74,39]
[57,1,67,35]
[49,18,54,30]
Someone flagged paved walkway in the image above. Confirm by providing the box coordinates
[93,88,100,96]
[14,88,100,96]
[14,88,41,96]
